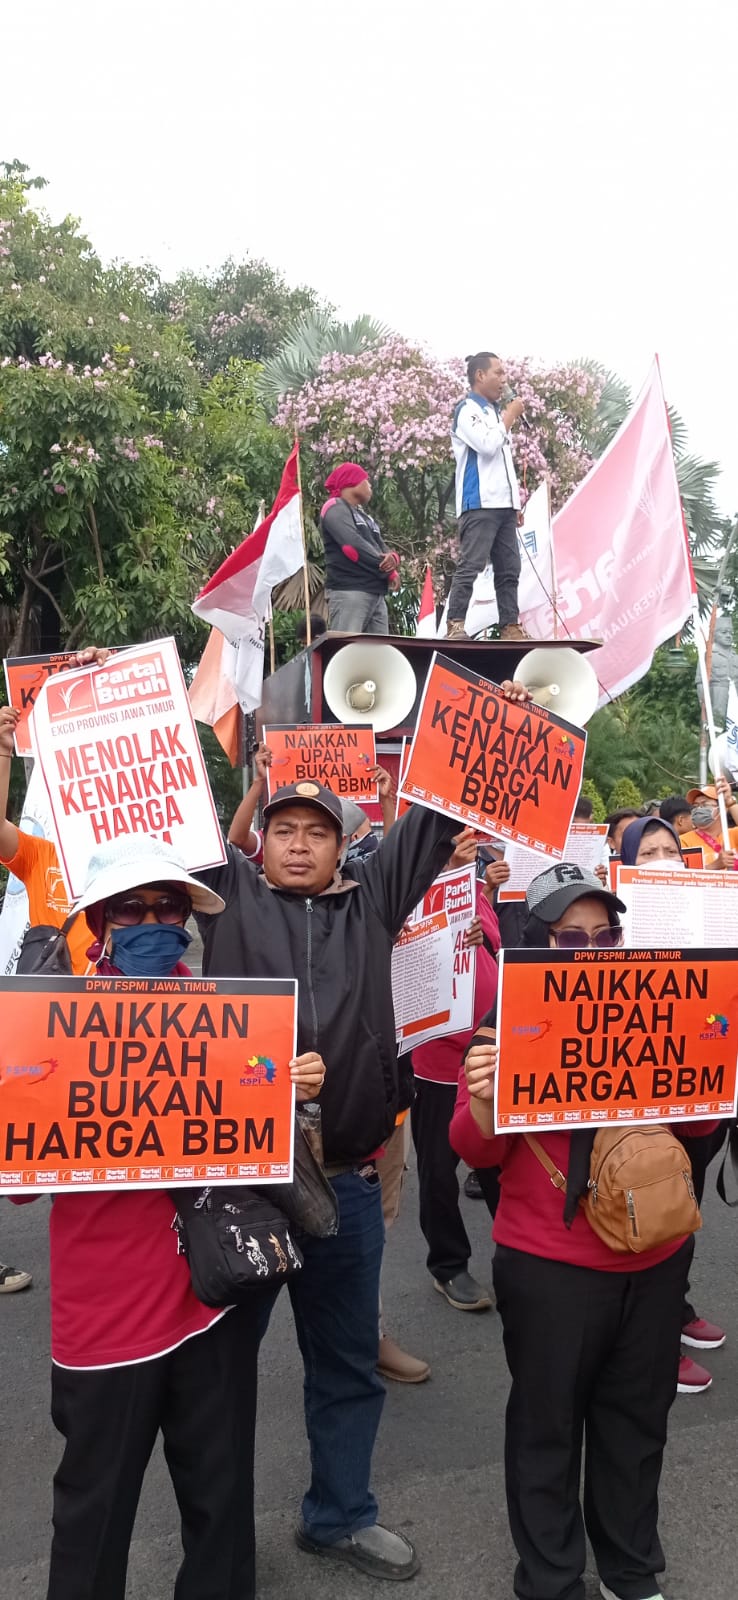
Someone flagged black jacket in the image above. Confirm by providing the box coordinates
[197,805,456,1164]
[320,498,392,594]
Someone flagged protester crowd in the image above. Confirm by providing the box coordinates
[2,661,736,1600]
[0,363,734,1600]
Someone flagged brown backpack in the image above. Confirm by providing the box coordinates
[525,1126,702,1254]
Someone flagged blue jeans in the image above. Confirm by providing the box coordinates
[287,1168,386,1543]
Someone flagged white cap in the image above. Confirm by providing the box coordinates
[73,835,225,917]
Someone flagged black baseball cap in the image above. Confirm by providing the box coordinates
[263,780,344,835]
[526,863,625,922]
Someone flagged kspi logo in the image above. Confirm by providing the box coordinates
[700,1012,730,1040]
[240,1055,277,1087]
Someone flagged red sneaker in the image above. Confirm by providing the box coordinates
[677,1355,712,1394]
[681,1316,726,1350]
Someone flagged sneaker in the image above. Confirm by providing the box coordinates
[433,1271,492,1312]
[600,1584,664,1600]
[463,1170,484,1200]
[499,622,532,642]
[296,1520,420,1580]
[681,1316,726,1350]
[377,1336,431,1385]
[677,1354,712,1393]
[0,1263,32,1294]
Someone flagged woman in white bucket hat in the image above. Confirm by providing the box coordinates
[39,834,325,1600]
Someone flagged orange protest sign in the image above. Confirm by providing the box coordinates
[399,652,586,857]
[495,948,738,1130]
[264,723,378,802]
[0,977,297,1193]
[4,654,88,758]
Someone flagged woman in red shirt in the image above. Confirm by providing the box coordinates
[34,834,325,1600]
[450,863,709,1600]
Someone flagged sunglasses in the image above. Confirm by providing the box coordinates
[104,892,192,927]
[551,927,623,951]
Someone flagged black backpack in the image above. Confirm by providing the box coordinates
[16,913,78,976]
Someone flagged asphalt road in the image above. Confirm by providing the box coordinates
[3,1161,738,1600]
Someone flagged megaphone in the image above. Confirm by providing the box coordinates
[514,647,600,726]
[323,642,418,734]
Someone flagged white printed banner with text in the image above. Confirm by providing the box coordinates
[30,638,226,897]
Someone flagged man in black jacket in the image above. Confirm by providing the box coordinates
[320,462,399,634]
[197,777,457,1580]
[197,680,530,1579]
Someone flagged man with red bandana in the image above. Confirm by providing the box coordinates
[320,462,399,634]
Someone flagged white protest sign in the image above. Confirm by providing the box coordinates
[392,910,455,1055]
[409,863,477,1041]
[497,823,609,901]
[29,638,226,897]
[617,865,738,948]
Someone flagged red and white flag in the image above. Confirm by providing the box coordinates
[192,445,304,715]
[415,565,436,637]
[188,627,241,765]
[524,359,693,703]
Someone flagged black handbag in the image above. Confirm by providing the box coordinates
[16,914,78,975]
[170,1123,338,1306]
[170,1187,304,1305]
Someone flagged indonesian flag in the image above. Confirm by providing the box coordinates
[192,445,304,716]
[524,359,693,704]
[188,627,241,765]
[415,565,436,636]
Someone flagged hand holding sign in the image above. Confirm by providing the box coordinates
[28,638,226,897]
[399,653,586,858]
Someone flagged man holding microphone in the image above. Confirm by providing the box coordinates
[446,351,529,642]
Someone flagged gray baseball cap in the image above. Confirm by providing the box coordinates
[525,863,625,923]
[341,798,369,838]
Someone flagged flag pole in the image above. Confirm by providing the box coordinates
[693,598,731,850]
[294,437,312,647]
[545,477,559,640]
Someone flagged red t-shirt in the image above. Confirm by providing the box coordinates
[44,1190,225,1368]
[450,1069,714,1273]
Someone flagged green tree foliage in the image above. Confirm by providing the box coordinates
[158,260,322,378]
[606,776,643,813]
[583,646,701,802]
[0,164,291,658]
[257,310,391,405]
[580,778,606,823]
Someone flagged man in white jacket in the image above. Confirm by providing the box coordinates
[446,352,529,641]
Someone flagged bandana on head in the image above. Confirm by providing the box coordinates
[325,463,369,496]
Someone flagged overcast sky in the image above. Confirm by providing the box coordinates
[4,0,737,516]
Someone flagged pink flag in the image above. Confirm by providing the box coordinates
[192,445,304,712]
[525,360,693,703]
[415,565,436,637]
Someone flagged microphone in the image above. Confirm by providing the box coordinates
[502,385,531,431]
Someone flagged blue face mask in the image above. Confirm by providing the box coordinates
[109,924,191,977]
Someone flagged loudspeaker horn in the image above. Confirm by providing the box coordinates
[323,641,418,734]
[514,647,600,726]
